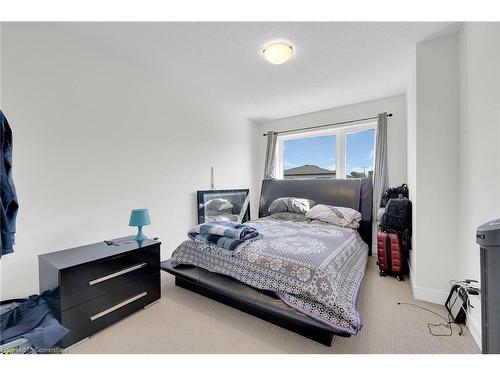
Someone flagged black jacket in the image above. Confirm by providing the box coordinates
[0,111,18,256]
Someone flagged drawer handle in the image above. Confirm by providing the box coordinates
[88,263,147,286]
[89,292,148,321]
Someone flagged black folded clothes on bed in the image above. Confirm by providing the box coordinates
[187,221,261,251]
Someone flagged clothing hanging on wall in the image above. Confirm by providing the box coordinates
[0,111,19,256]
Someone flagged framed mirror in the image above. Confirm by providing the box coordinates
[197,189,250,224]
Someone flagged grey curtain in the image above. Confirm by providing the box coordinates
[373,112,389,219]
[263,131,277,179]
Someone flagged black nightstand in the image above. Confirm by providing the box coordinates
[38,236,161,348]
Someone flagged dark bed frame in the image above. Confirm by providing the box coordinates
[161,178,373,346]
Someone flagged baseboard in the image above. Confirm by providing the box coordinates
[466,295,482,351]
[467,315,482,351]
[411,285,449,305]
[407,261,449,305]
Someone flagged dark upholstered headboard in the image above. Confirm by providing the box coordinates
[258,178,373,254]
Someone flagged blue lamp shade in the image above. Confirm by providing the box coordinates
[129,209,151,241]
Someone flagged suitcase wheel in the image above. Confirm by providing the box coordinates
[379,270,386,277]
[396,274,404,282]
[376,261,379,266]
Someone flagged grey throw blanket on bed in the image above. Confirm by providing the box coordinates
[173,215,368,335]
[188,221,261,251]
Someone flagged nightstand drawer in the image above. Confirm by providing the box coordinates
[60,273,160,347]
[59,244,160,311]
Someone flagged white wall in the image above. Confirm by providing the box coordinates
[458,22,500,285]
[256,94,408,188]
[0,23,256,300]
[458,23,500,348]
[409,33,460,304]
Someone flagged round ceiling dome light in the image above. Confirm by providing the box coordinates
[262,42,293,64]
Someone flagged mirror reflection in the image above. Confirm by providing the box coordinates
[197,189,250,224]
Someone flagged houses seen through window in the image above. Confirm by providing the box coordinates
[283,135,336,179]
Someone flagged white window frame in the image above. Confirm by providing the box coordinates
[275,120,377,179]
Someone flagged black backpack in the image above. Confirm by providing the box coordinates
[381,183,409,207]
[379,197,412,250]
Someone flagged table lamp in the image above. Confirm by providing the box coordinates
[129,209,151,241]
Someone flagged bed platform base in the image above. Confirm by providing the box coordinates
[162,260,349,346]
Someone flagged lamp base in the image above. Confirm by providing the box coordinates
[135,226,148,241]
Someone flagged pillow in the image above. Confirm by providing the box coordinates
[205,198,234,213]
[268,197,316,214]
[306,204,362,228]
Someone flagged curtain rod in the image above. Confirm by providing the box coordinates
[262,113,393,136]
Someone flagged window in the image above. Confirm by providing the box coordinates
[276,122,376,180]
[346,128,376,178]
[282,135,336,179]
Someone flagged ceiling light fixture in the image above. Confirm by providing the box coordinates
[262,42,293,64]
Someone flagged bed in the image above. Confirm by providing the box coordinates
[161,178,373,346]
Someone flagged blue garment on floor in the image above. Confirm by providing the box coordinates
[0,111,18,256]
[0,295,68,349]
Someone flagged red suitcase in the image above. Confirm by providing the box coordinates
[377,231,405,281]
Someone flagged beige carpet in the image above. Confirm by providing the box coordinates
[68,258,480,354]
